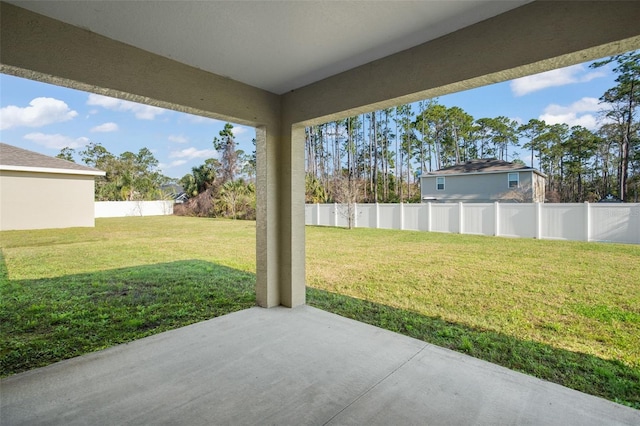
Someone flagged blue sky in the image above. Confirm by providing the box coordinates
[0,58,620,178]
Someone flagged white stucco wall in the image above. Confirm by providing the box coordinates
[0,170,96,231]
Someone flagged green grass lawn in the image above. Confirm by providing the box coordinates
[1,216,639,408]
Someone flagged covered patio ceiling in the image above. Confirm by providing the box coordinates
[4,0,532,95]
[2,1,640,309]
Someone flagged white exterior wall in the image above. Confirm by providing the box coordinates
[0,171,96,231]
[420,171,540,203]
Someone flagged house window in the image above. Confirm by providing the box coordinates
[508,173,519,188]
[436,177,445,191]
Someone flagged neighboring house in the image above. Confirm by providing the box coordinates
[0,143,106,231]
[160,183,189,204]
[420,159,546,203]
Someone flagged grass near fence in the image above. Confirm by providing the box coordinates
[1,216,639,407]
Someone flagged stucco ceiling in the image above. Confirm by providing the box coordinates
[8,1,531,94]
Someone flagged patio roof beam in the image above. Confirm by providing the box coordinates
[283,1,640,126]
[0,2,279,127]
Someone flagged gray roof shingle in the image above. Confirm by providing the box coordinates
[0,143,104,175]
[423,159,541,176]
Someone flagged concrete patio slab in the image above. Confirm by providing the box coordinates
[1,306,638,425]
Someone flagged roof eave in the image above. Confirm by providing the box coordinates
[0,165,106,177]
[421,168,546,179]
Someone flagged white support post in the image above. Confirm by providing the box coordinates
[333,202,338,227]
[458,202,464,234]
[375,202,380,229]
[353,203,358,228]
[535,202,542,240]
[494,202,500,236]
[316,203,320,226]
[584,202,590,242]
[427,202,432,232]
[400,202,405,230]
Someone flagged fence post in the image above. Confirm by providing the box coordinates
[458,202,464,234]
[584,202,590,242]
[494,202,500,236]
[427,202,432,232]
[400,202,404,230]
[334,203,338,226]
[375,202,380,229]
[353,203,358,228]
[535,202,542,240]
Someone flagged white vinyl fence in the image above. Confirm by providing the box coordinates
[95,200,174,218]
[305,202,640,244]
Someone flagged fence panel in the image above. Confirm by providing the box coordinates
[462,203,495,236]
[315,204,332,226]
[95,201,174,218]
[305,204,315,225]
[334,204,350,227]
[499,204,535,238]
[431,203,458,233]
[357,204,376,228]
[304,203,639,244]
[590,203,640,244]
[540,204,585,241]
[404,204,426,231]
[378,204,400,229]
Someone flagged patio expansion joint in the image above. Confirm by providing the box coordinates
[322,342,430,425]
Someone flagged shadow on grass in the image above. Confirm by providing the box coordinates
[0,259,255,377]
[1,253,637,409]
[307,287,640,409]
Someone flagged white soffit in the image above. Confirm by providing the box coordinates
[9,1,531,94]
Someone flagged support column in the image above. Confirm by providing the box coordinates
[278,125,306,307]
[255,126,279,308]
[256,124,306,308]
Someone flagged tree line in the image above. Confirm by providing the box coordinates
[57,123,257,219]
[175,123,256,219]
[57,143,169,201]
[305,51,640,203]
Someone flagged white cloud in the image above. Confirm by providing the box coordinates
[539,97,601,130]
[510,64,606,96]
[231,126,248,136]
[168,134,189,144]
[0,97,77,130]
[23,133,90,150]
[510,116,524,126]
[159,160,188,170]
[87,94,164,120]
[90,122,119,132]
[169,147,217,160]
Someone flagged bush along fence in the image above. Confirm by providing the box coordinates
[95,201,174,218]
[305,202,640,245]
